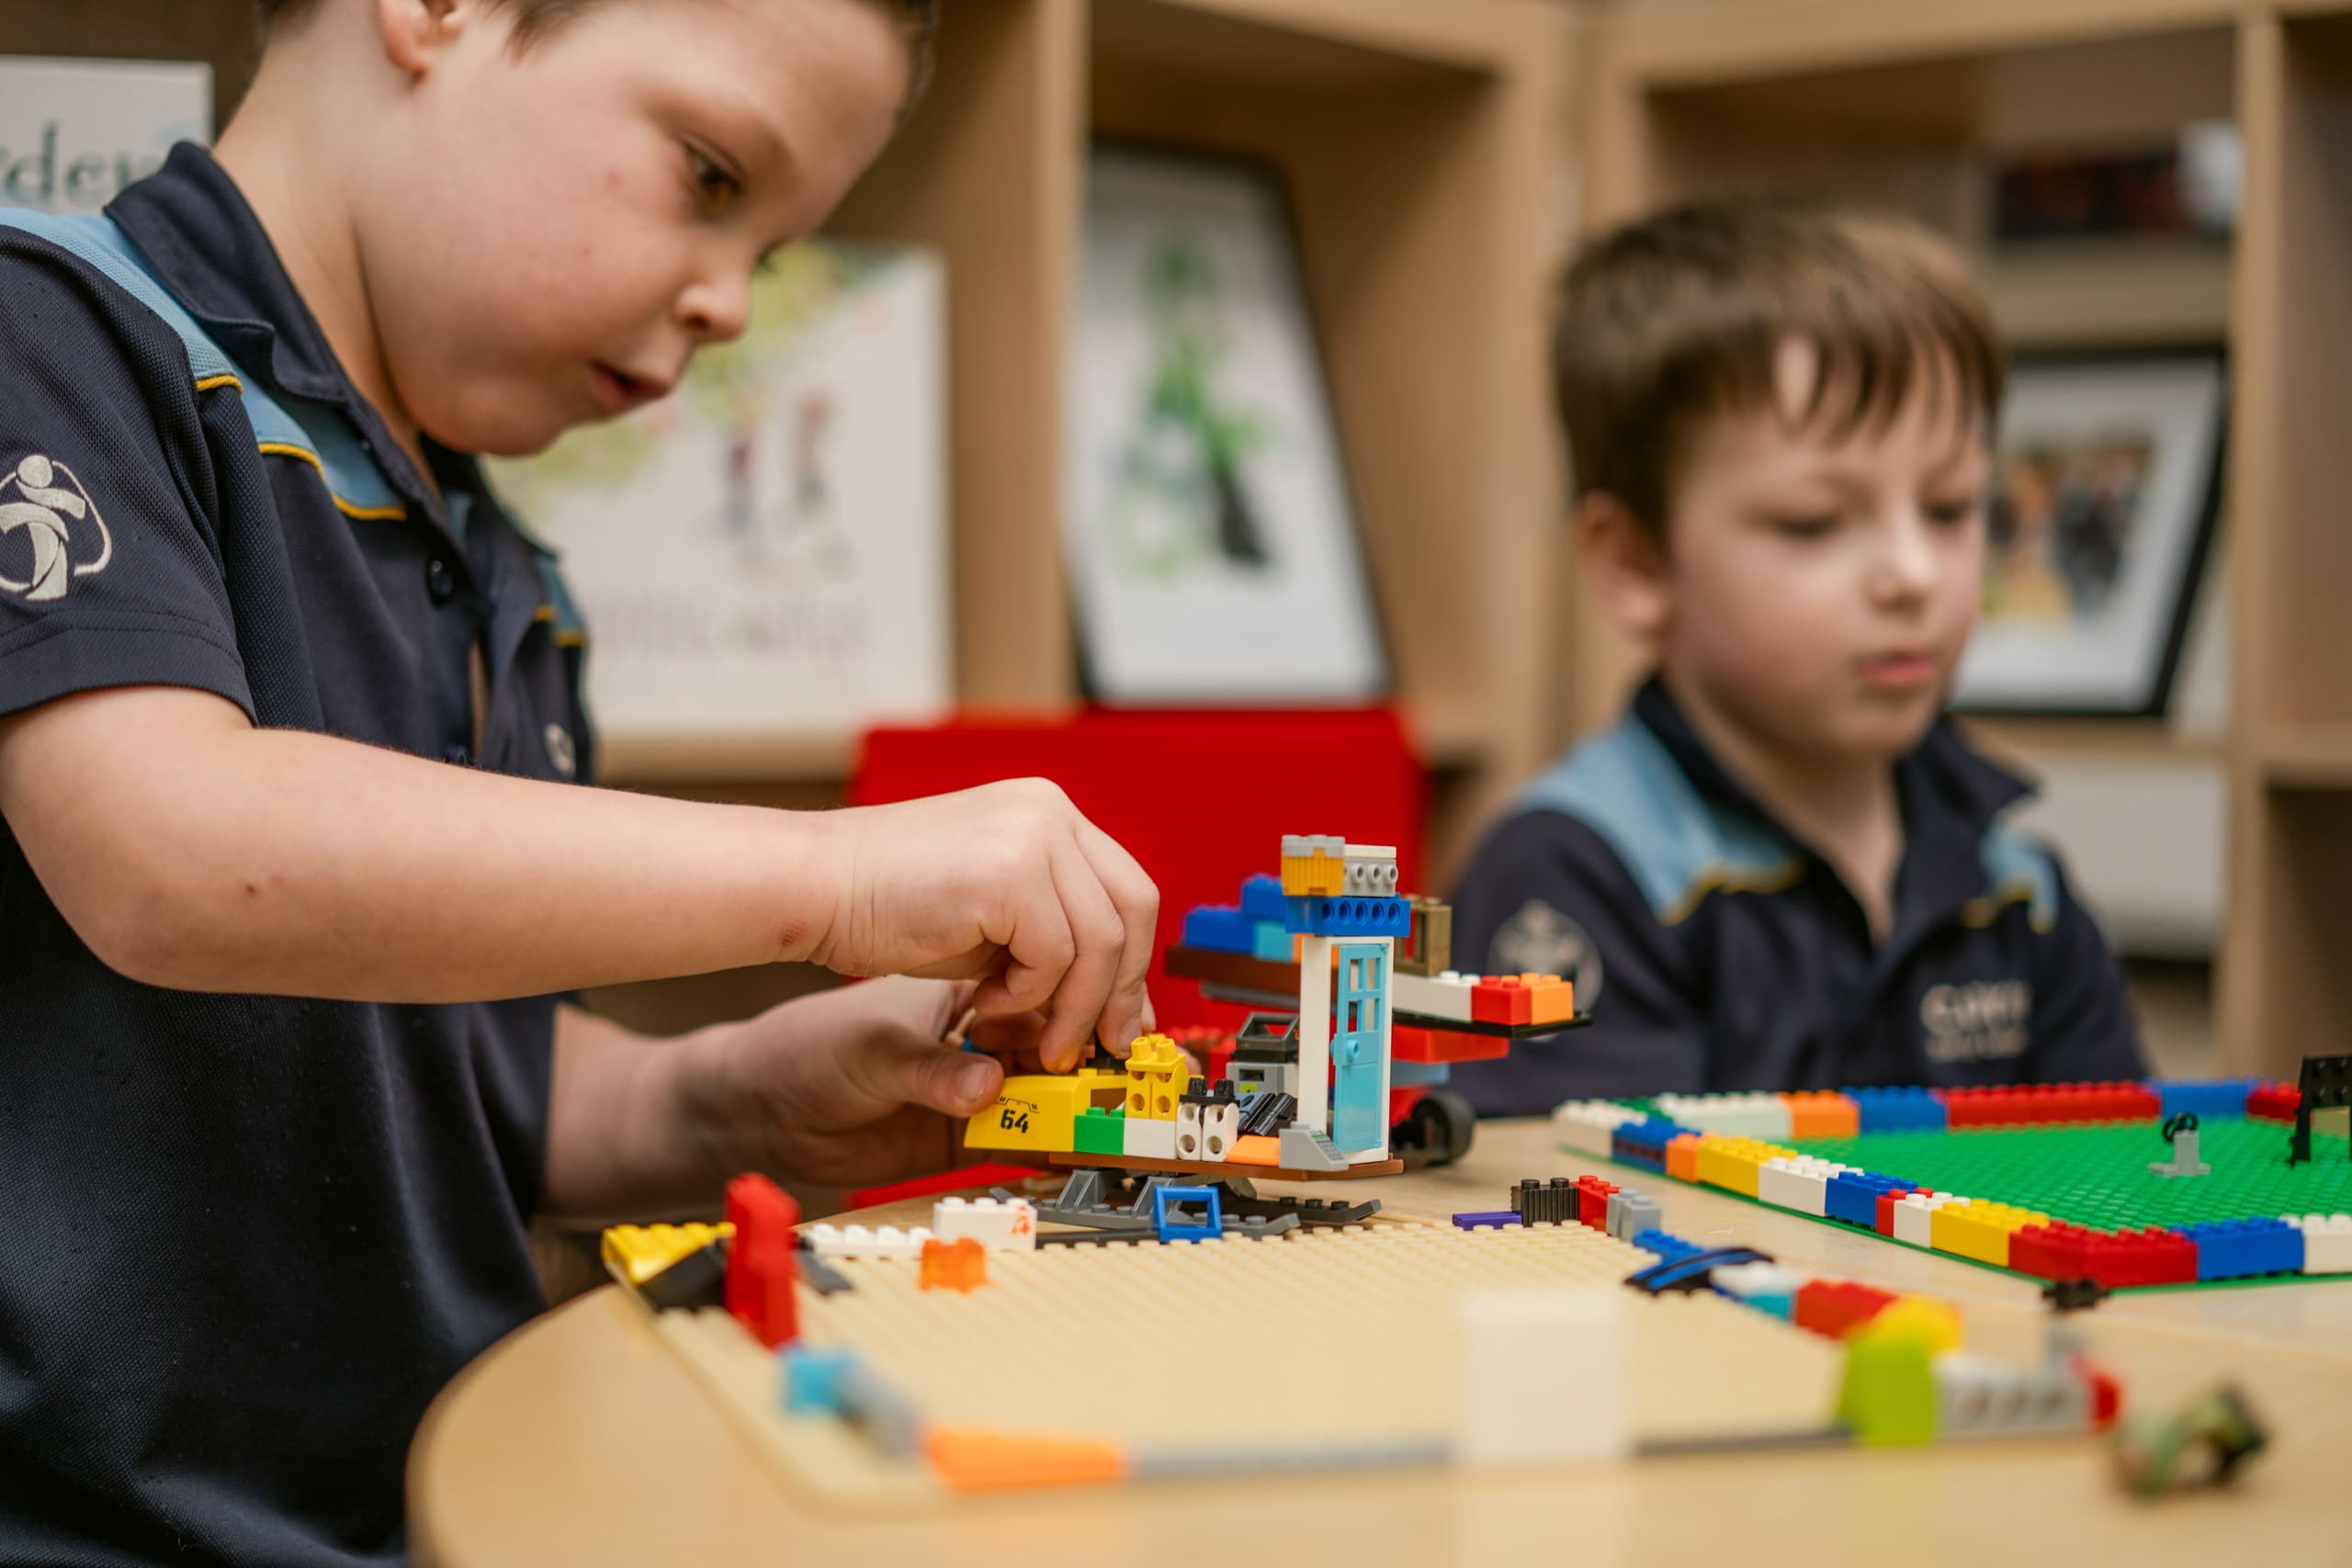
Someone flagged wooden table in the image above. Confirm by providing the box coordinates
[411,1119,2346,1568]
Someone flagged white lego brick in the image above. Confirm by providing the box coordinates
[1123,1115,1176,1160]
[1652,1091,1792,1142]
[1457,1287,1629,1467]
[1933,1351,2088,1438]
[1295,934,1333,1136]
[1552,1100,1644,1158]
[1340,843,1400,897]
[1174,1101,1205,1161]
[1393,970,1476,1022]
[804,1224,933,1259]
[1893,1192,1958,1248]
[1201,1100,1238,1161]
[2287,1213,2352,1274]
[1710,1262,1804,1302]
[1756,1156,1832,1217]
[930,1196,1036,1251]
[1281,833,1343,859]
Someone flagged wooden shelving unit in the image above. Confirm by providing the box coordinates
[1578,0,2352,1076]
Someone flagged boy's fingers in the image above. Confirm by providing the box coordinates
[1074,818,1159,1052]
[1033,840,1125,1073]
[889,1039,1006,1118]
[969,891,1072,1024]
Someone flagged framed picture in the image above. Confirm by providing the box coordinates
[1952,349,2226,717]
[1063,144,1388,703]
[486,243,951,756]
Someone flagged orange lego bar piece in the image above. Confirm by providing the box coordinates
[1225,1134,1281,1167]
[919,1235,989,1292]
[924,1428,1129,1491]
[1783,1090,1860,1141]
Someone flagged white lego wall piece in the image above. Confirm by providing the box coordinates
[1123,1115,1176,1160]
[1652,1091,1792,1142]
[930,1197,1036,1251]
[1456,1286,1630,1467]
[2287,1213,2352,1274]
[1553,1100,1645,1158]
[1295,933,1333,1136]
[1892,1192,1958,1248]
[1392,970,1475,1022]
[804,1224,933,1259]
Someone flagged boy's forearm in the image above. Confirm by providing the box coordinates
[0,688,843,1000]
[541,1003,738,1225]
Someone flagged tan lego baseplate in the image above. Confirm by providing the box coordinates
[639,1215,1842,1514]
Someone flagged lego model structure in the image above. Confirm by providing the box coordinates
[1555,1067,2352,1290]
[604,1168,2126,1509]
[972,834,1592,1181]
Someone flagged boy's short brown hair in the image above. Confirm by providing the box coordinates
[1555,198,2004,538]
[254,0,939,100]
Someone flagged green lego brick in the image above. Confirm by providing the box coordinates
[1790,1119,2352,1235]
[1073,1106,1126,1157]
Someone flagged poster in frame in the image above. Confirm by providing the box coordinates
[1953,347,2226,718]
[1064,143,1388,704]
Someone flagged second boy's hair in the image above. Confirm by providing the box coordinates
[1555,198,2004,537]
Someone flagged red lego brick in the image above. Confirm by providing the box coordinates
[1792,1279,1897,1339]
[1933,1081,2159,1129]
[2026,1224,2198,1289]
[1468,976,1533,1027]
[2248,1082,2301,1122]
[723,1172,800,1348]
[1873,1188,1920,1237]
[2009,1221,2094,1280]
[2078,1359,2122,1430]
[1391,1025,1512,1065]
[1575,1175,1619,1231]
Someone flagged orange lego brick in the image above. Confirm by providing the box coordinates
[1666,1132,1702,1182]
[919,1236,989,1292]
[1784,1090,1860,1141]
[924,1428,1129,1492]
[1524,976,1576,1026]
[1226,1134,1280,1167]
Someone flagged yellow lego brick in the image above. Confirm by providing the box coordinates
[1928,1200,2050,1268]
[1868,1295,1963,1355]
[602,1222,734,1285]
[964,1069,1128,1151]
[1690,1134,1796,1199]
[1123,1033,1193,1121]
[1280,851,1344,898]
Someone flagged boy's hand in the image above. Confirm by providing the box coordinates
[808,780,1158,1072]
[689,976,1042,1190]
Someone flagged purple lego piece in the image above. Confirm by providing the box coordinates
[1452,1211,1525,1231]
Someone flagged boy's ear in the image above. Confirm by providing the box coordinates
[1572,492,1674,642]
[376,0,471,75]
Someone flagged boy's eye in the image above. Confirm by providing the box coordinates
[686,146,741,209]
[1925,497,1984,528]
[1772,513,1838,540]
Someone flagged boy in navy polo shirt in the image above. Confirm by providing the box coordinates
[0,3,1161,1563]
[1450,200,2146,1112]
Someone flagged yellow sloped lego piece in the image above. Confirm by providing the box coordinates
[965,1070,1122,1151]
[1928,1200,2050,1268]
[602,1221,734,1285]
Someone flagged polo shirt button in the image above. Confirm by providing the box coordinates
[426,558,458,603]
[444,742,472,766]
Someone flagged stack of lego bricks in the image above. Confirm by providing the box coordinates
[1555,1077,2352,1289]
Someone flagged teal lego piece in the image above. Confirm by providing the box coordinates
[783,1344,858,1416]
[1250,920,1294,961]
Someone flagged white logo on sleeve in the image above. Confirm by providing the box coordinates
[1491,899,1605,1008]
[0,454,112,602]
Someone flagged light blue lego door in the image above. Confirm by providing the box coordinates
[1331,942,1387,1152]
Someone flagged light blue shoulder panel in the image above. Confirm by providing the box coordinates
[0,209,401,515]
[1516,715,1803,924]
[1976,822,2060,931]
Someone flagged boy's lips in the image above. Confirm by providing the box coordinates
[589,363,673,416]
[1857,648,1939,691]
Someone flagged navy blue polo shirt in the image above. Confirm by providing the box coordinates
[0,144,593,1565]
[1447,676,2144,1113]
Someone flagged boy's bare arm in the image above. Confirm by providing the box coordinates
[0,686,1156,1066]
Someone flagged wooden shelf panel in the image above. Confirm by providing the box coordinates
[1092,0,1555,85]
[2256,724,2352,789]
[1959,716,2224,766]
[593,733,855,788]
[1979,239,2233,349]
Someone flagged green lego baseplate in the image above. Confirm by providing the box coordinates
[1790,1119,2352,1235]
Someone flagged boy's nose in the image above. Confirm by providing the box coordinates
[677,271,752,344]
[1871,514,1939,602]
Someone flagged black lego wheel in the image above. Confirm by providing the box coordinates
[1395,1089,1478,1169]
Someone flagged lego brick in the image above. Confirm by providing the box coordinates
[1929,1199,2048,1268]
[1339,843,1400,897]
[1455,1288,1630,1467]
[1452,1210,1523,1231]
[918,1236,989,1292]
[1691,1134,1795,1198]
[1391,969,1476,1023]
[2247,1081,2301,1122]
[602,1221,734,1286]
[1124,1034,1193,1121]
[1848,1087,1948,1134]
[1933,1081,2161,1129]
[1874,1188,1920,1237]
[2177,1217,2304,1280]
[1510,1177,1580,1225]
[1710,1261,1801,1316]
[639,1241,729,1312]
[1631,1228,1702,1262]
[2010,1222,2198,1288]
[1609,1192,1662,1242]
[1653,1092,1793,1142]
[2160,1077,2263,1122]
[1576,1175,1620,1230]
[965,1067,1130,1152]
[1664,1133,1702,1182]
[1933,1351,2090,1439]
[1278,833,1345,897]
[1837,1315,1937,1446]
[2286,1213,2352,1274]
[1392,1025,1510,1065]
[1072,1107,1125,1157]
[1180,904,1256,954]
[1398,896,1453,977]
[1235,1090,1296,1139]
[723,1173,800,1349]
[1554,1099,1645,1158]
[1250,920,1295,962]
[1225,1134,1280,1167]
[1781,1091,1860,1141]
[1521,975,1576,1025]
[1792,1279,1897,1339]
[932,1197,1038,1252]
[1469,977,1535,1027]
[1756,1156,1844,1217]
[805,1224,934,1260]
[1122,1116,1176,1160]
[1151,1184,1224,1243]
[1825,1171,1911,1229]
[1238,873,1290,923]
[783,1344,858,1416]
[923,1428,1129,1492]
[1891,1192,1958,1248]
[1285,893,1409,939]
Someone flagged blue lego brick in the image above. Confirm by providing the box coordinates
[1182,905,1256,954]
[1284,894,1410,939]
[2177,1218,2304,1280]
[1609,1133,1666,1174]
[1848,1087,1949,1134]
[1250,919,1294,961]
[1153,1185,1224,1244]
[782,1345,858,1416]
[1239,874,1290,923]
[1452,1210,1523,1230]
[2159,1077,2263,1122]
[1631,1227,1702,1263]
[1610,1115,1692,1174]
[1826,1170,1915,1229]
